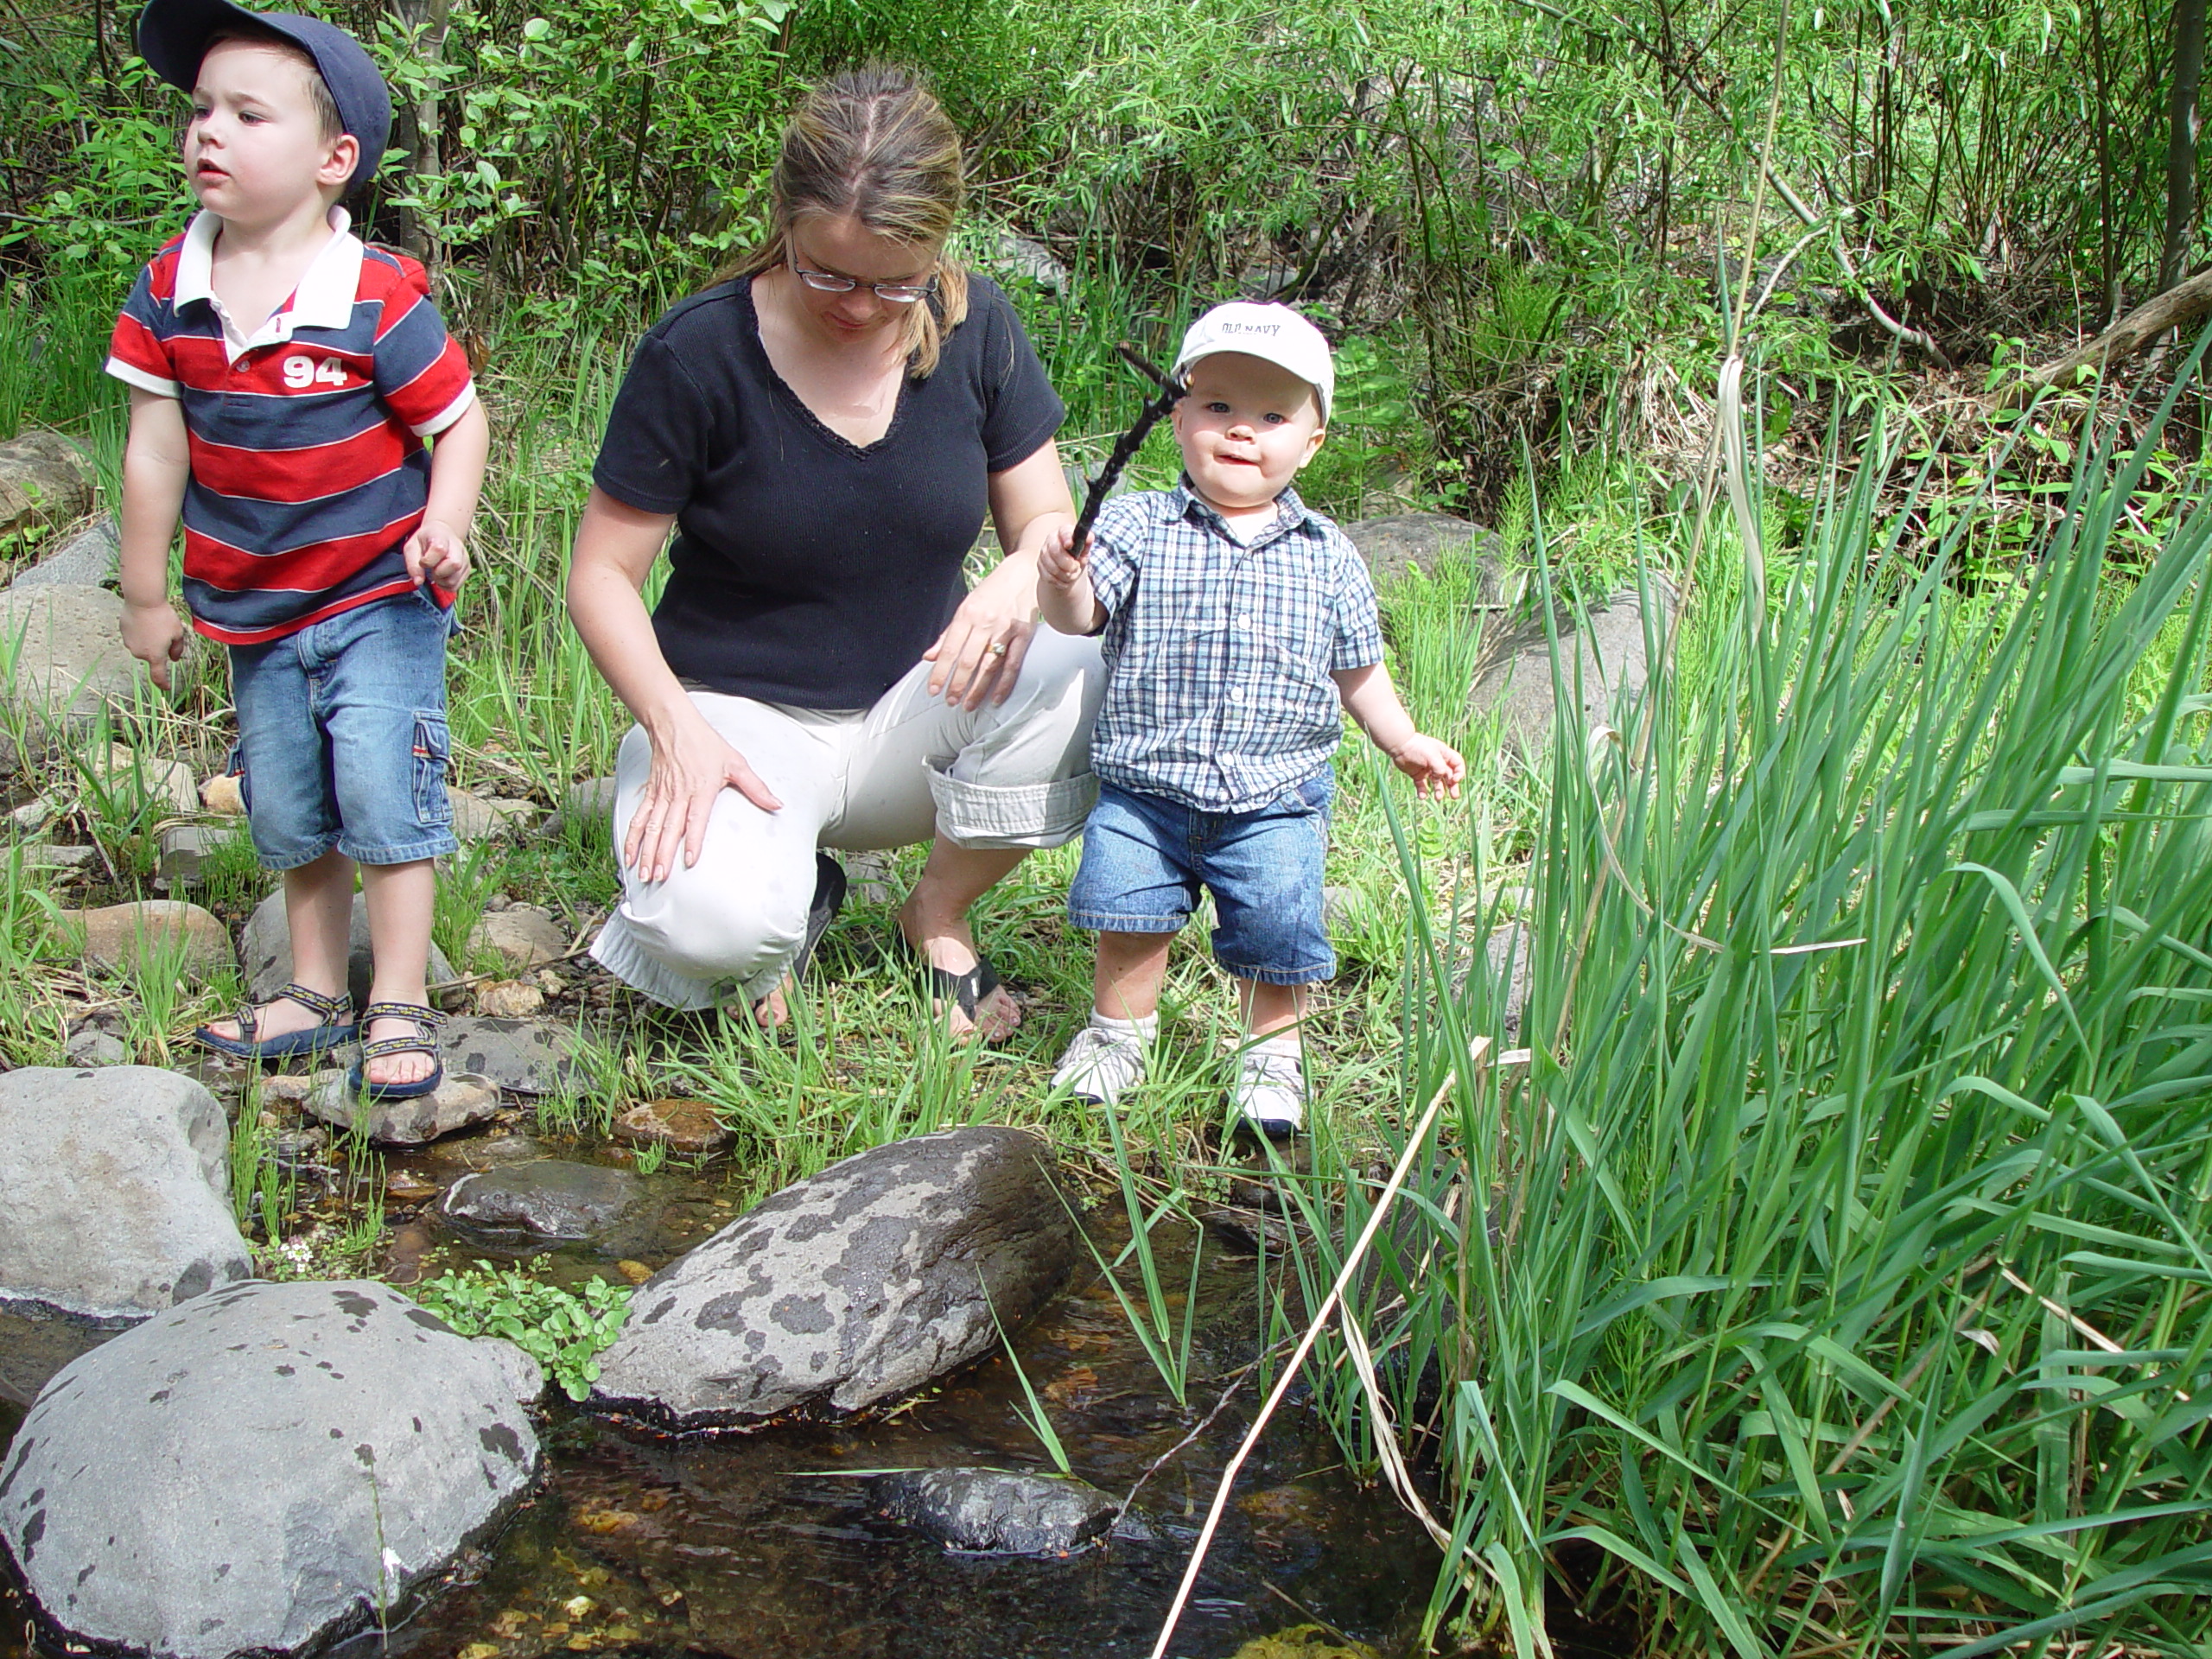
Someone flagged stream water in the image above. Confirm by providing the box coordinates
[0,1131,1443,1659]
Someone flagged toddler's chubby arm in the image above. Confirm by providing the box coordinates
[118,388,190,692]
[404,400,490,594]
[1037,524,1106,635]
[1333,661,1466,798]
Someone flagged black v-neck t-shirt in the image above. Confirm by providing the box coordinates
[591,274,1065,709]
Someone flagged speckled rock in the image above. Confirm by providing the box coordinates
[874,1468,1116,1554]
[0,1065,251,1338]
[0,1280,541,1659]
[10,516,118,589]
[0,431,95,543]
[437,1015,577,1096]
[589,1127,1077,1429]
[1342,511,1504,593]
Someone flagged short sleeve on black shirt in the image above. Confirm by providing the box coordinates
[592,275,1065,709]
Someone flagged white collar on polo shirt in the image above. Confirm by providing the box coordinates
[174,205,365,363]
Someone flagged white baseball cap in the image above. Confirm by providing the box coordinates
[1172,302,1334,423]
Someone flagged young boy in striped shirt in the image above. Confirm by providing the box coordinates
[108,0,488,1100]
[1039,302,1464,1136]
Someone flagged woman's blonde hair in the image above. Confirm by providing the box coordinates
[727,65,970,378]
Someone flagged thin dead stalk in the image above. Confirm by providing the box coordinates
[1146,1044,1487,1659]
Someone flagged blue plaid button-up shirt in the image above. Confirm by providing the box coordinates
[1084,482,1384,812]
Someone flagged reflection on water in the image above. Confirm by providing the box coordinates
[0,1154,1439,1659]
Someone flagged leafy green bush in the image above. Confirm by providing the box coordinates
[412,1259,631,1402]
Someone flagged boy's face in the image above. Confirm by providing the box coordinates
[187,40,354,228]
[1171,353,1326,517]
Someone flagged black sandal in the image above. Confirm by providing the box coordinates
[191,983,356,1061]
[346,1001,448,1102]
[893,930,1003,1024]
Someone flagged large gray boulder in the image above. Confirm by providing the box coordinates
[0,1067,251,1327]
[0,1280,541,1659]
[591,1127,1077,1430]
[10,517,118,590]
[1471,579,1679,758]
[0,584,139,761]
[243,890,455,1010]
[1342,512,1505,594]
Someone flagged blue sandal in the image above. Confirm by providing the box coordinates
[191,983,357,1061]
[346,1001,447,1102]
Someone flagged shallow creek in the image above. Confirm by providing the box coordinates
[0,1132,1441,1658]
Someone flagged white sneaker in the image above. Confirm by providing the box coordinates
[1052,1022,1149,1107]
[1232,1044,1305,1137]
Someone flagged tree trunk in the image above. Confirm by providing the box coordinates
[2161,0,2207,290]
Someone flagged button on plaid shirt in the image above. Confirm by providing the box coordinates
[1084,483,1383,813]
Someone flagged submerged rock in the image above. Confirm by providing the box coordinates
[873,1467,1116,1554]
[590,1126,1077,1429]
[441,1160,645,1241]
[0,1066,251,1328]
[0,1280,541,1659]
[1230,1628,1382,1659]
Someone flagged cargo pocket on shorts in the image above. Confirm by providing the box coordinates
[411,713,454,829]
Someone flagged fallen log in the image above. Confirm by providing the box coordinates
[2012,267,2212,401]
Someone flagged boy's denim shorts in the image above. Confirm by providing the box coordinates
[1067,772,1335,986]
[226,590,459,870]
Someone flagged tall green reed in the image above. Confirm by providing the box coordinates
[1282,369,2212,1655]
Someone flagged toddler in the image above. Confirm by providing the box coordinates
[1039,302,1463,1135]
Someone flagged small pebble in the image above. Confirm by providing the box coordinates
[200,772,245,815]
[474,977,544,1018]
[616,1260,653,1284]
[257,1075,313,1109]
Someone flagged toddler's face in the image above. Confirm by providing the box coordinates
[187,41,349,226]
[1171,353,1325,517]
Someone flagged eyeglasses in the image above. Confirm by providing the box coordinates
[788,251,938,305]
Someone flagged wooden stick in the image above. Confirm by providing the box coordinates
[1071,345,1185,556]
[2012,266,2212,401]
[1146,1042,1488,1659]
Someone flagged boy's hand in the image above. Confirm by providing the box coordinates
[1389,734,1466,799]
[120,599,188,692]
[1038,523,1087,592]
[404,518,470,594]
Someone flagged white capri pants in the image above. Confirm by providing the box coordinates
[589,626,1104,1009]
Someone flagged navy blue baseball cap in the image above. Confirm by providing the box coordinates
[136,0,391,195]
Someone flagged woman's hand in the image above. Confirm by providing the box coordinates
[624,702,784,883]
[923,571,1038,710]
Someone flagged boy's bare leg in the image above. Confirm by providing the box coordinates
[200,848,354,1041]
[359,858,438,1088]
[894,838,1028,1039]
[1236,978,1308,1043]
[1094,931,1173,1021]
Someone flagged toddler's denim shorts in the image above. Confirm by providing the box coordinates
[1068,771,1335,985]
[226,590,459,869]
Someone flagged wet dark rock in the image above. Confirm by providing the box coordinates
[590,1126,1078,1429]
[437,1015,578,1096]
[1471,579,1679,757]
[303,1069,500,1146]
[0,1067,251,1327]
[441,1160,646,1241]
[0,1307,123,1411]
[613,1097,733,1157]
[0,1280,541,1659]
[244,890,456,1014]
[873,1467,1116,1554]
[1342,512,1504,593]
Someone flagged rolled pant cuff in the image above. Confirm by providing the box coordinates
[927,764,1097,850]
[590,913,728,1011]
